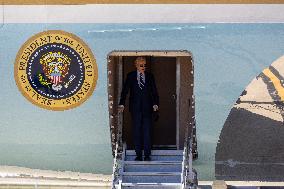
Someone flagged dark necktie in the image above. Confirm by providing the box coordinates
[139,73,145,90]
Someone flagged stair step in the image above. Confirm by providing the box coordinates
[121,183,181,189]
[125,155,183,161]
[124,161,182,172]
[124,161,181,165]
[126,150,183,156]
[122,172,181,183]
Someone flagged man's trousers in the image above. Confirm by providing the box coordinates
[131,112,152,157]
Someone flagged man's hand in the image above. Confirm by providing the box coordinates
[118,105,124,113]
[153,105,159,111]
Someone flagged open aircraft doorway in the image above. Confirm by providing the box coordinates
[107,51,197,158]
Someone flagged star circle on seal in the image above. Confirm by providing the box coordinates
[14,30,98,111]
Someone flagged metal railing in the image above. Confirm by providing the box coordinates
[181,121,198,189]
[111,112,124,189]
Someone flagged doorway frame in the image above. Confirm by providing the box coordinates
[107,50,195,154]
[176,57,181,149]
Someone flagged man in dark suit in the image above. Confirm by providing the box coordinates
[118,57,159,161]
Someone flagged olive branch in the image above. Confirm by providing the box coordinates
[38,74,52,88]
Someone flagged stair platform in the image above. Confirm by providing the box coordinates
[125,150,183,161]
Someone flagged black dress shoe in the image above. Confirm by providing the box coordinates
[135,156,142,161]
[144,156,151,161]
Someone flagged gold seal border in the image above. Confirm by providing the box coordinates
[14,30,98,111]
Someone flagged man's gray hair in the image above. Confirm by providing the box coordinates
[135,56,146,63]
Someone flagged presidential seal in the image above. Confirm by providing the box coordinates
[14,30,98,111]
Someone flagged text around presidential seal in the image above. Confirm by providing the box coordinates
[15,30,98,111]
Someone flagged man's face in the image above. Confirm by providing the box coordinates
[135,59,146,73]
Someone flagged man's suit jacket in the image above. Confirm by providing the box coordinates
[119,71,159,115]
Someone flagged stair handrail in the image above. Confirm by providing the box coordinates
[181,126,189,189]
[181,137,187,188]
[181,121,197,189]
[112,142,119,188]
[111,112,124,189]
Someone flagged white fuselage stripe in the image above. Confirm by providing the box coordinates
[1,5,284,23]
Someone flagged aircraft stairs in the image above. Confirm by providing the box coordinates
[112,140,197,189]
